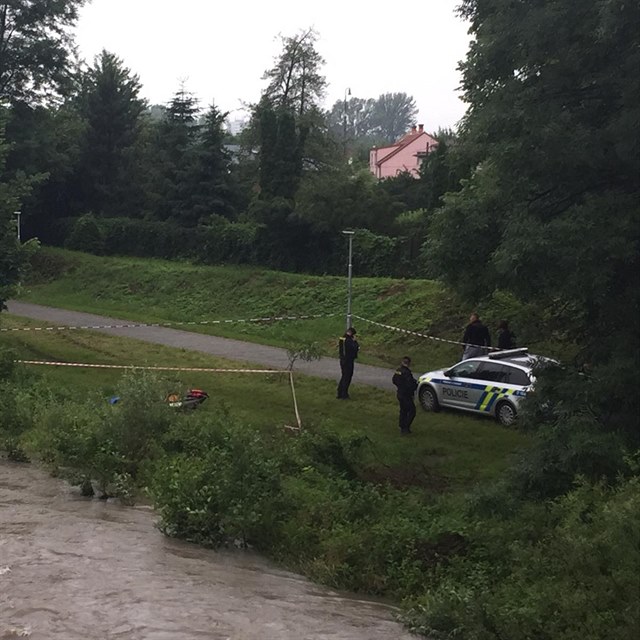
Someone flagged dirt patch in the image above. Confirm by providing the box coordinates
[28,251,79,284]
[360,464,449,492]
[376,282,408,301]
[414,532,468,569]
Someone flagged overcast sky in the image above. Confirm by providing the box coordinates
[74,0,471,132]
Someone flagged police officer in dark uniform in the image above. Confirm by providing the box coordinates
[336,327,359,399]
[462,312,491,359]
[497,320,516,350]
[392,356,418,435]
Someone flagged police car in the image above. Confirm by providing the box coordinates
[417,348,550,426]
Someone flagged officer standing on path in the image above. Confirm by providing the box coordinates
[496,319,516,350]
[462,312,492,360]
[392,356,418,435]
[336,327,359,399]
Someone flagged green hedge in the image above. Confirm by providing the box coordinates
[61,215,413,277]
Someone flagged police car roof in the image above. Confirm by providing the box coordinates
[488,348,529,360]
[480,350,555,370]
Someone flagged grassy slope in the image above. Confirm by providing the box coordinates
[0,313,527,492]
[19,248,470,370]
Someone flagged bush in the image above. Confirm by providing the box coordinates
[101,218,195,259]
[403,476,640,640]
[152,417,287,548]
[351,228,403,277]
[151,423,467,596]
[65,214,105,255]
[196,218,261,265]
[0,346,16,380]
[25,371,176,497]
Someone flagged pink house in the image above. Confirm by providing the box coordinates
[369,124,438,179]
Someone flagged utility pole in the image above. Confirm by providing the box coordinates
[342,230,355,330]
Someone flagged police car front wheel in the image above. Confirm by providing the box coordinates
[419,385,440,412]
[495,401,517,426]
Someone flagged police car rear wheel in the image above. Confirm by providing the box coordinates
[419,386,439,412]
[496,401,517,426]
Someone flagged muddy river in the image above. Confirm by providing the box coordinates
[0,461,415,639]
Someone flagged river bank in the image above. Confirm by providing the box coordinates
[0,459,414,640]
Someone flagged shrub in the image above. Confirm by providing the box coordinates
[25,371,175,496]
[403,477,640,640]
[152,417,287,548]
[65,214,105,255]
[0,346,16,380]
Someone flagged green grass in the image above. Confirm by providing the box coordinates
[0,313,528,492]
[18,248,474,370]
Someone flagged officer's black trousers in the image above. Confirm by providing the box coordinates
[398,396,416,433]
[337,359,355,398]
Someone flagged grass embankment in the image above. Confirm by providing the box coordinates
[0,313,525,490]
[19,247,494,369]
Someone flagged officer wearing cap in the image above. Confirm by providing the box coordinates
[336,327,359,399]
[392,356,418,435]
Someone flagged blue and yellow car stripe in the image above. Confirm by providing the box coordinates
[475,385,523,412]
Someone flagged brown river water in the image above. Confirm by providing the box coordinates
[0,461,416,640]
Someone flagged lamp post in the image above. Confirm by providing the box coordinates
[342,230,355,331]
[342,87,351,158]
[13,210,21,243]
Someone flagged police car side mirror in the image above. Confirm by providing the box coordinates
[443,369,452,377]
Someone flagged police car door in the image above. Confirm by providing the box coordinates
[475,362,510,413]
[441,360,485,409]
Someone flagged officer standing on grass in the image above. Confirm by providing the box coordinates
[461,312,492,359]
[392,356,418,435]
[336,327,359,399]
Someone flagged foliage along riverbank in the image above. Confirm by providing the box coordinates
[0,343,637,639]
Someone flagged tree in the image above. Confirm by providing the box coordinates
[0,0,86,104]
[79,50,146,216]
[416,129,467,210]
[326,92,419,160]
[188,102,236,221]
[4,101,85,241]
[263,28,326,118]
[327,96,376,143]
[296,167,400,236]
[371,92,418,143]
[426,0,640,434]
[0,116,39,311]
[145,85,201,222]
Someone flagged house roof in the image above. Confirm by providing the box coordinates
[372,128,437,167]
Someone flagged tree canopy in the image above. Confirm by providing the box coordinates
[0,116,39,310]
[426,0,640,432]
[0,0,87,104]
[327,92,419,149]
[79,50,146,216]
[262,28,326,117]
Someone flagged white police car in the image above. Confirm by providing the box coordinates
[417,348,551,426]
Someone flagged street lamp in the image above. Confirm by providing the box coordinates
[342,230,355,331]
[342,87,351,158]
[13,210,21,243]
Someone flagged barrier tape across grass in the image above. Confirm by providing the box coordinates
[1,312,334,333]
[353,315,500,351]
[15,359,303,430]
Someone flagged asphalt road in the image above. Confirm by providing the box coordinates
[5,301,395,391]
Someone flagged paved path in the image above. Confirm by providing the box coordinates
[5,301,395,391]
